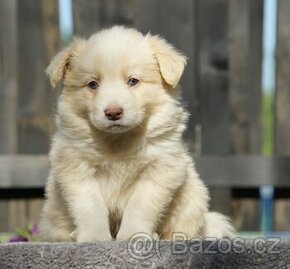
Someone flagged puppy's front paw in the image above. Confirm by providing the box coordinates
[76,230,112,242]
[70,230,77,241]
[116,227,154,241]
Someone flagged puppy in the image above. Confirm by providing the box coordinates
[40,26,235,242]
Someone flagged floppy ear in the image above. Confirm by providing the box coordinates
[147,34,187,88]
[46,38,85,88]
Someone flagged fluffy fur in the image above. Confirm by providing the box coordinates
[40,26,235,242]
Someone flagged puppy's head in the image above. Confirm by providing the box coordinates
[47,26,186,134]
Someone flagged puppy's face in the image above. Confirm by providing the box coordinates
[47,26,186,134]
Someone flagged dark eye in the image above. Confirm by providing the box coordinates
[88,81,99,90]
[127,78,139,87]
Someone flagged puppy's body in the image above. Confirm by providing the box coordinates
[40,26,234,242]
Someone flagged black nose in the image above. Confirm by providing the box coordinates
[104,107,123,121]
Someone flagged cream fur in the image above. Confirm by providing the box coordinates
[40,26,235,242]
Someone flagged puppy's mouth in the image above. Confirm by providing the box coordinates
[108,123,122,127]
[104,122,132,133]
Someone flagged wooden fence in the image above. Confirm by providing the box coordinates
[0,0,290,233]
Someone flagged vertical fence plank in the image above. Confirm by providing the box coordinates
[16,0,60,232]
[228,0,263,231]
[274,0,290,231]
[0,0,60,233]
[27,199,44,225]
[0,201,10,232]
[8,200,28,232]
[197,0,230,155]
[0,0,18,154]
[73,0,199,149]
[17,0,60,153]
[195,0,232,216]
[73,0,114,37]
[229,0,263,154]
[275,0,290,154]
[42,0,62,59]
[0,0,18,232]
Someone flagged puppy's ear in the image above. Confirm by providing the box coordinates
[46,38,85,88]
[147,34,187,88]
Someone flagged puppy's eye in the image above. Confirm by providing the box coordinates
[127,78,139,87]
[88,81,99,90]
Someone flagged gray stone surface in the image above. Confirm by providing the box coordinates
[0,239,290,268]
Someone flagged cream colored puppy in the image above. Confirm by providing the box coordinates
[40,26,235,242]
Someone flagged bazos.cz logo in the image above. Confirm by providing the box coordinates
[127,233,281,260]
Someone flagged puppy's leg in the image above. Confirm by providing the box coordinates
[59,176,112,242]
[116,163,184,240]
[40,178,75,242]
[203,212,236,239]
[46,159,112,242]
[160,174,235,239]
[40,203,75,242]
[160,175,209,240]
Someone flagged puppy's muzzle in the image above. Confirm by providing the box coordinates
[104,106,123,121]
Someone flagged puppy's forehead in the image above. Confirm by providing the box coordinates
[89,27,145,50]
[76,27,154,75]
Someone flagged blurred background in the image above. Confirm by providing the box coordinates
[0,0,289,240]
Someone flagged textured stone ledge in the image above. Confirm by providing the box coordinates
[0,240,289,268]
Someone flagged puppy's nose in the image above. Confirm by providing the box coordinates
[104,106,123,121]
